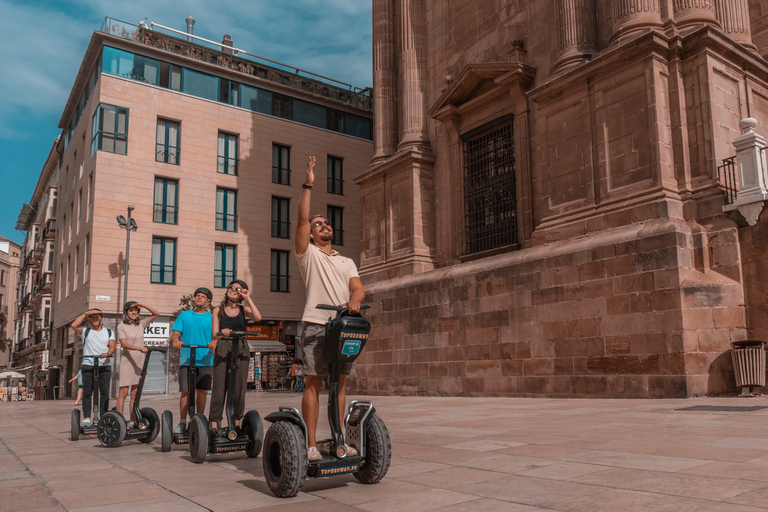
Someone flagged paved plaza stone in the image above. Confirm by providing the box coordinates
[4,392,768,510]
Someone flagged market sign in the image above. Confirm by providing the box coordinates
[144,321,170,347]
[246,324,278,340]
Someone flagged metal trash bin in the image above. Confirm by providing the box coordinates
[731,340,766,396]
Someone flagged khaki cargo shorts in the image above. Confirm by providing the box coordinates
[301,323,355,376]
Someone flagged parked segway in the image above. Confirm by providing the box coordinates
[70,356,111,441]
[161,345,204,452]
[188,331,263,462]
[263,304,391,498]
[97,347,166,448]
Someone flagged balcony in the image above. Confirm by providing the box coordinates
[33,273,52,295]
[42,218,56,239]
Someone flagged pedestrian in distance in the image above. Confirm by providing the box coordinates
[209,279,262,435]
[171,288,214,434]
[68,370,83,406]
[115,301,160,428]
[295,155,365,462]
[70,309,116,427]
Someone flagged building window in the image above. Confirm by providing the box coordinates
[462,118,517,255]
[151,237,176,284]
[328,156,344,195]
[153,177,178,224]
[214,244,236,288]
[0,270,4,286]
[156,119,180,165]
[216,188,238,232]
[217,132,238,175]
[272,144,290,185]
[271,197,290,239]
[270,250,290,292]
[91,103,128,156]
[327,206,344,246]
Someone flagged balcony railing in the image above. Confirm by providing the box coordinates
[718,156,738,205]
[43,218,56,239]
[99,17,372,110]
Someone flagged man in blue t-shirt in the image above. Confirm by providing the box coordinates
[171,288,213,433]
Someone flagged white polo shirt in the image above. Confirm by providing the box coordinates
[295,244,359,325]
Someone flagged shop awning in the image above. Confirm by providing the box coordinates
[248,340,286,353]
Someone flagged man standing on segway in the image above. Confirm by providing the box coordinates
[70,309,116,427]
[295,155,365,462]
[171,288,214,434]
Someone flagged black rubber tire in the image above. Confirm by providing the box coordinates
[71,409,80,441]
[262,421,307,498]
[161,410,173,452]
[138,408,160,444]
[189,413,209,463]
[353,414,391,484]
[98,411,127,448]
[243,410,264,458]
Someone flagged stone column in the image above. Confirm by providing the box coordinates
[553,0,597,73]
[610,0,663,44]
[715,0,757,50]
[398,0,429,149]
[672,0,719,31]
[372,0,398,163]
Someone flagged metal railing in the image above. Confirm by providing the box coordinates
[718,156,738,204]
[99,17,372,109]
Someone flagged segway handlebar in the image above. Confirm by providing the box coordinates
[216,330,250,338]
[316,304,370,311]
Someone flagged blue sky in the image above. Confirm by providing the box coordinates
[0,0,373,245]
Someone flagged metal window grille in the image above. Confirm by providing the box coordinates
[271,197,291,238]
[328,156,344,195]
[272,144,291,185]
[270,250,290,292]
[327,206,344,246]
[718,156,737,205]
[463,120,517,254]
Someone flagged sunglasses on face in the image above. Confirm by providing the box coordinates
[228,285,243,292]
[312,220,332,228]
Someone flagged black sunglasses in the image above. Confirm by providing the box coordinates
[312,220,332,228]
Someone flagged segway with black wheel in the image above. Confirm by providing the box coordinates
[189,331,263,463]
[70,356,112,441]
[161,345,203,451]
[263,304,391,498]
[97,347,166,447]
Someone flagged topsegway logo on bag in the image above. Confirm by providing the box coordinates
[340,330,368,356]
[319,464,359,476]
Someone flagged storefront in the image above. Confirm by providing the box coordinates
[245,322,293,392]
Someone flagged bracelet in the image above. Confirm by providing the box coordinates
[302,183,313,189]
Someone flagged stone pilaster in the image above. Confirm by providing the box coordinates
[553,0,598,73]
[398,0,429,149]
[372,0,398,163]
[715,0,757,50]
[610,0,663,44]
[672,0,719,30]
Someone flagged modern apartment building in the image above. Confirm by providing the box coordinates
[0,237,21,370]
[20,17,372,398]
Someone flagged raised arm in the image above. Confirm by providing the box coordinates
[239,288,263,323]
[70,309,100,335]
[136,303,160,323]
[295,155,316,257]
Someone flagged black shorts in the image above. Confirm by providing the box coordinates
[179,366,213,392]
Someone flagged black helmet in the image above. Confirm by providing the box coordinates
[123,301,139,314]
[228,279,248,291]
[194,287,213,301]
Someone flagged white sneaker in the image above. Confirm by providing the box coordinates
[308,446,322,461]
[174,420,186,434]
[345,444,358,456]
[127,421,135,429]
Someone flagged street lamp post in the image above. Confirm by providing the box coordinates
[116,206,138,308]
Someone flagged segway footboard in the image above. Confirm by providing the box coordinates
[345,400,375,458]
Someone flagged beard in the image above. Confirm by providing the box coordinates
[318,232,333,242]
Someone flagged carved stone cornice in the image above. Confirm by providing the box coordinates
[428,62,536,120]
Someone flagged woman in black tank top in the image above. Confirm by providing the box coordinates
[209,279,263,432]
